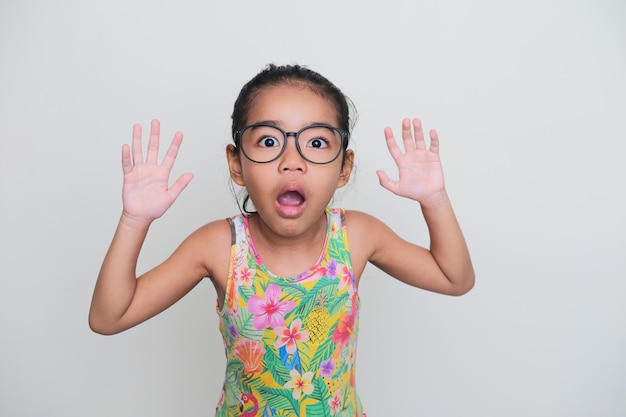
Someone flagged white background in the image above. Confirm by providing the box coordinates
[1,1,625,416]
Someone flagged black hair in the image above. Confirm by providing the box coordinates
[230,64,357,214]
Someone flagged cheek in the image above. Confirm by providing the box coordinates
[316,165,346,188]
[240,165,273,190]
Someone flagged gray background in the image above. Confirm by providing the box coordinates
[1,0,625,416]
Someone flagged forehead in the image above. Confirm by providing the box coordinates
[247,84,339,128]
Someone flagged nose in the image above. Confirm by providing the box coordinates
[278,134,306,172]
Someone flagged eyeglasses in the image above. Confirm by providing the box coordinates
[234,123,349,164]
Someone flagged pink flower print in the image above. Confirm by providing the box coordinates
[319,358,335,378]
[337,264,354,295]
[332,308,355,347]
[328,389,342,415]
[248,284,296,330]
[236,266,255,287]
[274,319,309,354]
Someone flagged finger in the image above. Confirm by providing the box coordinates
[121,144,133,175]
[168,172,194,200]
[401,118,416,151]
[376,169,400,195]
[161,131,184,171]
[131,124,143,165]
[384,126,403,160]
[412,118,426,150]
[146,119,160,164]
[429,129,440,154]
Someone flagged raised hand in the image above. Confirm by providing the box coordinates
[120,119,194,226]
[376,118,446,205]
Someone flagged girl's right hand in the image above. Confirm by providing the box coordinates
[120,119,194,228]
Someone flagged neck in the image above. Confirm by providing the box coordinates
[248,211,328,244]
[247,212,328,276]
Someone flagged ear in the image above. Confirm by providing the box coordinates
[226,144,245,186]
[337,149,354,188]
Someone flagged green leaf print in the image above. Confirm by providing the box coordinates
[310,336,337,370]
[252,267,273,288]
[342,400,356,416]
[326,246,343,265]
[258,386,299,414]
[311,377,331,403]
[296,340,312,371]
[263,348,290,385]
[326,291,349,317]
[336,349,350,375]
[224,360,243,406]
[280,283,307,299]
[232,308,264,341]
[326,237,350,266]
[262,393,296,414]
[239,284,254,303]
[305,400,330,417]
[295,280,338,317]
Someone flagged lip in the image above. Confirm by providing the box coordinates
[275,183,306,218]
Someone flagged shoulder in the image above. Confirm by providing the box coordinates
[184,217,233,245]
[343,209,389,234]
[334,210,400,281]
[342,209,416,261]
[174,217,234,279]
[342,209,393,258]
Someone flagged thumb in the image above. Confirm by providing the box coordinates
[376,170,398,194]
[169,172,194,200]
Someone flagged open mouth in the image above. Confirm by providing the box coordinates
[277,190,305,206]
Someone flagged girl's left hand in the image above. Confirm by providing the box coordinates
[376,118,446,206]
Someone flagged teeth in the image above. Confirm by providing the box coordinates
[278,191,304,206]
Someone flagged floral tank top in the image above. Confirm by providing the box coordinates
[215,208,365,417]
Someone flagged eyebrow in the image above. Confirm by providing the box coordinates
[249,120,337,129]
[251,120,281,127]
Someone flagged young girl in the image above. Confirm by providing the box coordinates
[89,64,474,417]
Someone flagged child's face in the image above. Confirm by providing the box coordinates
[227,84,353,234]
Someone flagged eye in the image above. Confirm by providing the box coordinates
[259,136,280,148]
[307,137,329,149]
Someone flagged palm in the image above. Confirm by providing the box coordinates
[377,118,445,204]
[121,120,193,224]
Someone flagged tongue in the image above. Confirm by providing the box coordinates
[277,191,304,206]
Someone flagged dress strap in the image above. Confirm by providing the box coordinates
[227,214,247,251]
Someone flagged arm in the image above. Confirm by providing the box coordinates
[89,120,197,334]
[365,118,474,295]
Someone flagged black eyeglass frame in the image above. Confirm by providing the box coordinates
[234,123,350,164]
